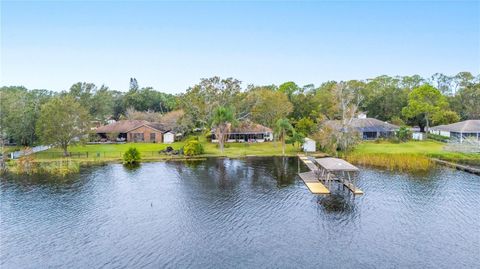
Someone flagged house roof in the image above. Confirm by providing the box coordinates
[229,121,272,134]
[95,120,149,133]
[430,120,480,133]
[323,118,399,132]
[212,121,272,134]
[95,120,168,133]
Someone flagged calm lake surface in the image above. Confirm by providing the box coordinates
[1,157,479,269]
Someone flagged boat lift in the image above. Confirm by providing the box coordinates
[298,155,363,195]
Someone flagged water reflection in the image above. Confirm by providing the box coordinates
[1,158,479,268]
[317,194,355,213]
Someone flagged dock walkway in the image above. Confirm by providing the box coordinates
[298,155,330,194]
[298,154,363,195]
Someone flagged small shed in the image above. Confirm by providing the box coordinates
[412,132,425,140]
[163,131,175,144]
[302,138,316,152]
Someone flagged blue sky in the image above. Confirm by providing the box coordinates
[1,1,479,93]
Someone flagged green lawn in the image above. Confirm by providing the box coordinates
[35,139,301,161]
[353,140,480,165]
[354,140,445,155]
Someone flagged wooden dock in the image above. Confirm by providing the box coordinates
[431,158,480,175]
[343,182,364,195]
[298,171,330,194]
[298,154,363,195]
[298,155,330,194]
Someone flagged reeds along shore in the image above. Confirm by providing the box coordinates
[346,153,434,172]
[8,158,80,177]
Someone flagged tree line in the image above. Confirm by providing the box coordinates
[0,72,478,154]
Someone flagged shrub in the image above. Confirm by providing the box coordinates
[396,126,412,142]
[183,140,204,156]
[123,147,141,164]
[427,133,449,143]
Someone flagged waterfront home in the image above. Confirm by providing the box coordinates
[95,120,171,143]
[429,120,480,143]
[211,121,273,143]
[324,115,399,140]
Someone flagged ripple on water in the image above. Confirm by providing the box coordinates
[1,158,479,269]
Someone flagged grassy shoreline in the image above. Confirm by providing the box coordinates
[5,140,478,175]
[347,140,480,171]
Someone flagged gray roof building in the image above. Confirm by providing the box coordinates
[430,120,480,133]
[323,118,399,140]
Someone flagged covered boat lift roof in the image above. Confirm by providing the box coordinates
[297,155,363,195]
[315,157,359,172]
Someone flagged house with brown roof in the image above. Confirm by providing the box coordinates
[211,121,273,143]
[95,120,169,143]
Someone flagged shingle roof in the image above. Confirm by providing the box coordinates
[231,121,272,133]
[323,118,399,132]
[212,121,272,134]
[95,120,167,133]
[430,120,480,133]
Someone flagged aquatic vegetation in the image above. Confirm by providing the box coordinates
[346,153,434,172]
[8,158,80,176]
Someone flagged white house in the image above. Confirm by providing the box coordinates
[163,131,175,144]
[429,120,480,143]
[302,138,316,152]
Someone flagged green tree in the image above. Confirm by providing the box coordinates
[180,77,242,128]
[287,130,305,149]
[432,110,460,125]
[313,81,339,120]
[212,106,235,153]
[36,96,90,156]
[0,86,52,146]
[278,81,300,100]
[361,75,410,121]
[402,85,448,132]
[450,77,480,119]
[275,118,293,156]
[295,117,316,135]
[247,88,293,129]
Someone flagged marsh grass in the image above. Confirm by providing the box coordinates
[8,158,80,176]
[346,153,434,172]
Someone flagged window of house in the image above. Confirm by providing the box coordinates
[133,133,144,142]
[150,133,156,142]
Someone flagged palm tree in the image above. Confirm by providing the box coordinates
[275,118,293,156]
[212,106,235,154]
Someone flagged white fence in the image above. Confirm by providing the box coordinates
[10,145,51,159]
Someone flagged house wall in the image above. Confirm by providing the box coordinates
[127,126,163,143]
[429,130,451,137]
[212,132,273,143]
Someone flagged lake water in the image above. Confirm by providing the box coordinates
[1,158,479,268]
